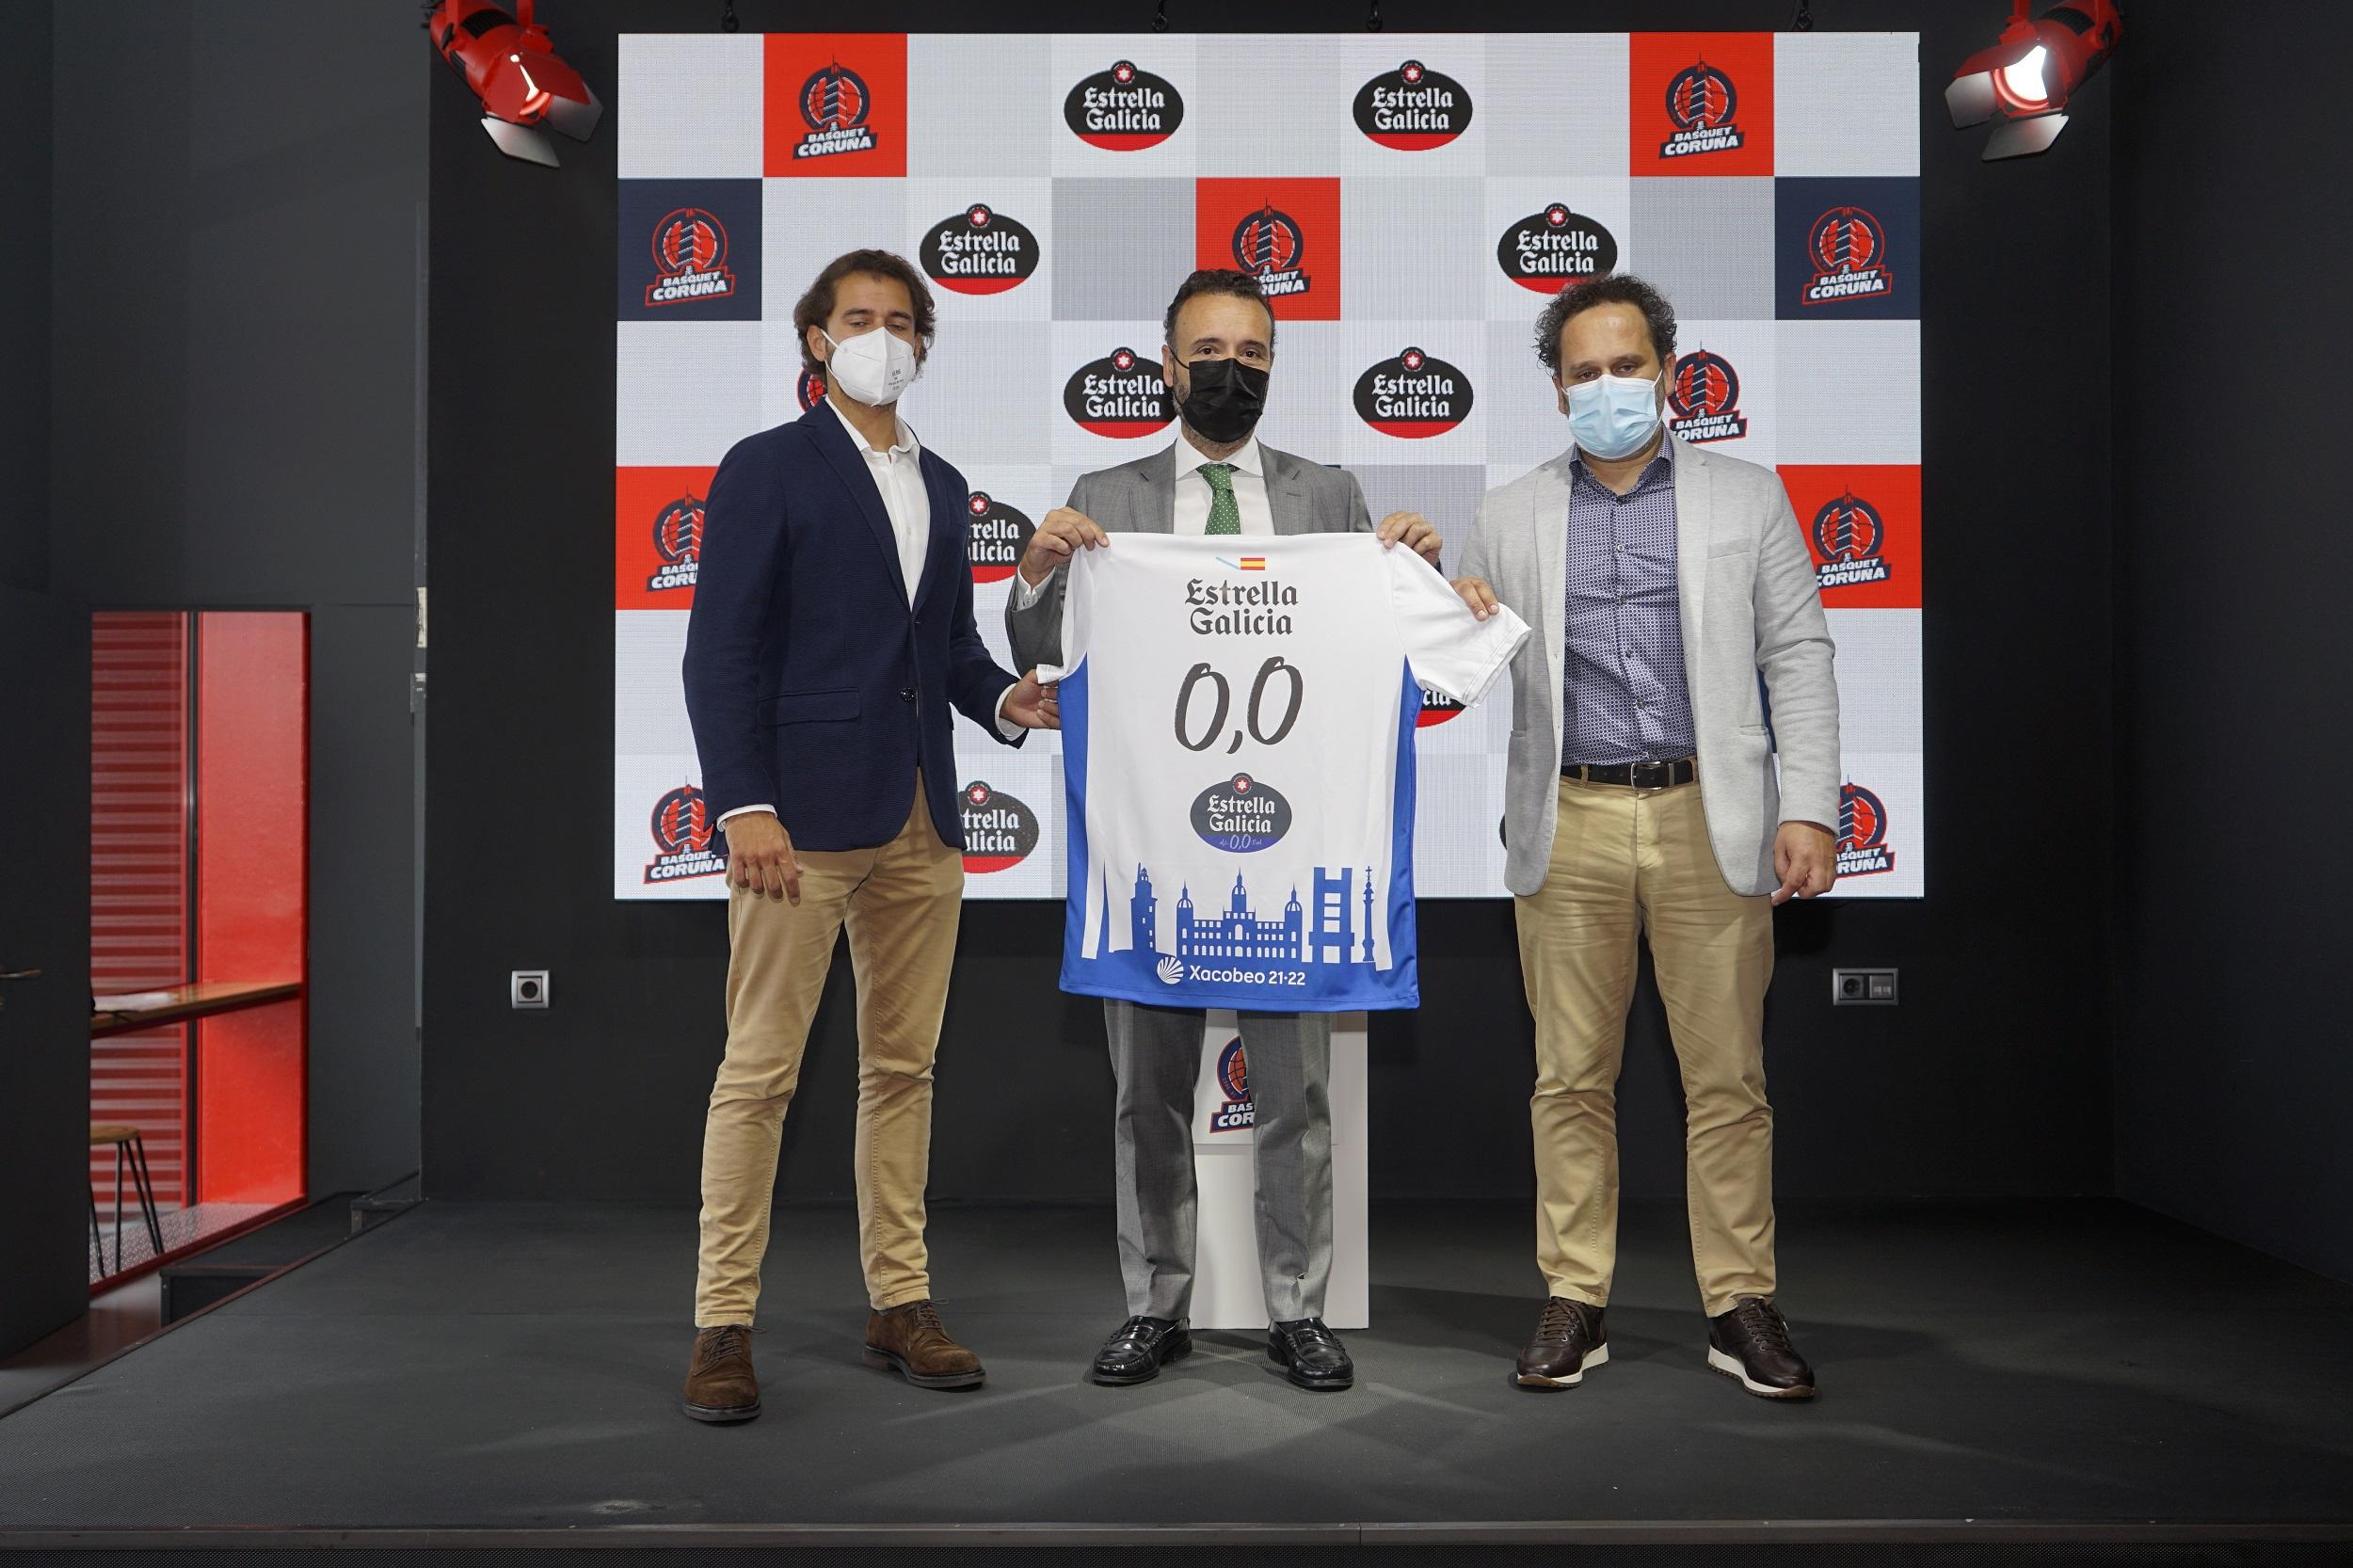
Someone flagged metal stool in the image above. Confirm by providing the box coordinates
[88,1123,165,1276]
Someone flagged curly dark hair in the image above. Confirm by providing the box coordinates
[792,248,936,384]
[1533,274,1677,376]
[1162,268,1277,353]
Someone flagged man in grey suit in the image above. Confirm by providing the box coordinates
[1006,269,1442,1391]
[1450,275,1840,1400]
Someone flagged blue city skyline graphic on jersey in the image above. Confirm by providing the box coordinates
[1113,862,1385,971]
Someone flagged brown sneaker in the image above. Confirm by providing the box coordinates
[1513,1296,1609,1390]
[682,1324,761,1424]
[861,1299,985,1389]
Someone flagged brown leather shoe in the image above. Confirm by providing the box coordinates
[861,1299,985,1389]
[1513,1296,1609,1390]
[682,1324,761,1423]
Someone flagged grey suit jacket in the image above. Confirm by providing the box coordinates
[1004,440,1374,672]
[1456,435,1840,899]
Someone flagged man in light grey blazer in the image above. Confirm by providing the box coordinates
[1006,269,1442,1393]
[1451,275,1840,1401]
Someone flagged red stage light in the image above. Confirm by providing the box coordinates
[1945,0,2123,161]
[428,0,602,168]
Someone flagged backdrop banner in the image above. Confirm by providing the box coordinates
[612,30,1924,902]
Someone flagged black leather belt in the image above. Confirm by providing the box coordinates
[1562,757,1697,789]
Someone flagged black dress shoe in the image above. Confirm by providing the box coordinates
[1091,1315,1192,1385]
[1513,1296,1608,1390]
[1707,1297,1817,1400]
[1268,1318,1353,1391]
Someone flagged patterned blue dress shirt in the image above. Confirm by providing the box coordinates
[1561,439,1698,767]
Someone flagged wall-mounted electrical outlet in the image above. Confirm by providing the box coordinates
[1832,968,1897,1006]
[511,969,550,1009]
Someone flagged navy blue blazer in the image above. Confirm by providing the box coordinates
[681,405,1025,853]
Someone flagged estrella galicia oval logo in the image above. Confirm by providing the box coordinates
[645,784,727,884]
[1416,683,1465,728]
[959,780,1039,873]
[1354,346,1473,439]
[1192,773,1293,854]
[1064,346,1174,438]
[1662,58,1745,157]
[1496,202,1618,295]
[1804,206,1894,305]
[1064,60,1184,151]
[795,62,877,159]
[1667,349,1749,444]
[647,208,735,307]
[1812,491,1891,589]
[1353,59,1474,150]
[794,366,828,412]
[647,492,703,594]
[1210,1036,1254,1131]
[1836,782,1895,877]
[966,491,1035,585]
[1230,202,1311,299]
[921,204,1039,296]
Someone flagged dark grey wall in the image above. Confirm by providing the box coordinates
[2,7,51,595]
[425,0,2120,1212]
[48,1,426,1198]
[2111,5,2353,1282]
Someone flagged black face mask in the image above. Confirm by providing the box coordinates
[1175,356,1269,444]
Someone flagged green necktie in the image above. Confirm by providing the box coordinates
[1199,461,1241,536]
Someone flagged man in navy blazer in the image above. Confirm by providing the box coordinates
[679,249,1055,1424]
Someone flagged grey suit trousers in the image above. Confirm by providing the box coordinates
[1105,999,1333,1323]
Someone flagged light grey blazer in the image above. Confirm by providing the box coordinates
[1455,436,1841,899]
[1004,442,1374,672]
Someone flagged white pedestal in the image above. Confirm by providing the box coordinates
[1185,1010,1369,1331]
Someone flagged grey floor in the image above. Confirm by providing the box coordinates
[1,1198,2348,1532]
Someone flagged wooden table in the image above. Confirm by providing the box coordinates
[90,981,303,1038]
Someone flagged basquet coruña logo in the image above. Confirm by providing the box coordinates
[794,61,877,160]
[1064,60,1184,151]
[646,208,735,307]
[645,785,728,884]
[959,781,1039,873]
[920,204,1040,296]
[1064,346,1174,438]
[1661,58,1744,158]
[794,367,829,413]
[1209,1036,1255,1132]
[1837,783,1896,878]
[1231,202,1311,300]
[1496,203,1618,295]
[1353,59,1474,150]
[1667,349,1749,444]
[1354,347,1474,439]
[646,491,703,594]
[965,492,1035,584]
[1191,773,1293,854]
[1812,491,1891,589]
[1804,206,1894,305]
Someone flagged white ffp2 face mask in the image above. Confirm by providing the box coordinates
[821,326,920,407]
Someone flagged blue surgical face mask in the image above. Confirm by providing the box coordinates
[1563,369,1663,460]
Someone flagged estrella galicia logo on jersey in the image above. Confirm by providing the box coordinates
[1354,347,1474,438]
[959,781,1039,873]
[1064,346,1174,438]
[645,785,728,884]
[1496,203,1618,295]
[1192,773,1294,854]
[647,209,736,307]
[795,61,877,159]
[1353,59,1474,150]
[965,491,1035,585]
[1813,491,1891,589]
[1837,783,1896,878]
[1209,1036,1255,1131]
[794,367,828,412]
[1668,349,1749,444]
[1416,683,1465,728]
[1064,60,1184,151]
[1661,58,1744,158]
[646,492,703,594]
[920,204,1039,296]
[1231,202,1311,299]
[1804,206,1895,305]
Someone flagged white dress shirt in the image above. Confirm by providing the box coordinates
[717,400,1021,830]
[1010,426,1273,612]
